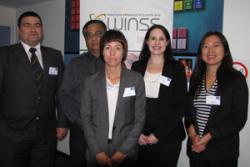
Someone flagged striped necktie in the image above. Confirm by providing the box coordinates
[29,48,44,93]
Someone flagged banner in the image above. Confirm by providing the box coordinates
[80,0,173,55]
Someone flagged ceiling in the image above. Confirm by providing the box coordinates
[0,0,54,8]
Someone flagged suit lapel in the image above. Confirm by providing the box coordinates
[138,59,148,76]
[115,67,126,113]
[102,66,130,130]
[40,47,49,82]
[97,69,109,116]
[113,66,128,128]
[14,43,40,94]
[14,43,33,74]
[158,62,173,100]
[204,88,221,132]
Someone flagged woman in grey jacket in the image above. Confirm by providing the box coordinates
[80,30,145,167]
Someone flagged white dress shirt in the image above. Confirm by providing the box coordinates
[21,41,44,69]
[144,70,161,98]
[106,78,120,139]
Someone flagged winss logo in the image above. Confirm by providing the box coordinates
[89,13,160,31]
[89,13,106,20]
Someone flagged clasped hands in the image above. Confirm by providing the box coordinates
[138,133,159,146]
[96,151,126,167]
[190,132,212,153]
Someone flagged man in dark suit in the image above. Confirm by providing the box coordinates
[0,11,68,167]
[59,20,106,167]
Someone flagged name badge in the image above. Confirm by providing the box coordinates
[206,96,221,105]
[49,67,58,75]
[158,75,172,87]
[123,87,136,97]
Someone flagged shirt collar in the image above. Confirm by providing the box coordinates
[21,41,41,54]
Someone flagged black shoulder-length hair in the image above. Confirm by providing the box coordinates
[189,31,235,96]
[139,24,174,64]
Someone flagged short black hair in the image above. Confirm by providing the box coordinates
[82,20,107,36]
[100,30,128,62]
[18,11,43,28]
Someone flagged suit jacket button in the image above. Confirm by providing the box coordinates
[36,116,40,120]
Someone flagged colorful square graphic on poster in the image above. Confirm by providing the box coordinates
[173,0,224,54]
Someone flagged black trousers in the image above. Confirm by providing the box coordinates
[137,143,181,167]
[70,123,87,167]
[0,122,56,167]
[189,156,238,167]
[86,156,137,167]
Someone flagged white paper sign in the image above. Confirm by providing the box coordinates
[123,87,136,97]
[158,75,172,87]
[206,96,221,105]
[49,67,58,75]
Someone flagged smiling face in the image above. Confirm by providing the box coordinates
[146,28,169,57]
[18,16,43,47]
[201,35,225,69]
[103,41,124,68]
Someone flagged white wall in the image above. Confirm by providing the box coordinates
[0,6,17,43]
[178,0,250,166]
[223,0,250,167]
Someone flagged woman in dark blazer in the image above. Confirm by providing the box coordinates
[185,31,248,167]
[131,24,187,167]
